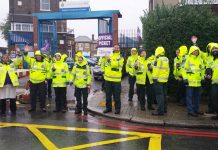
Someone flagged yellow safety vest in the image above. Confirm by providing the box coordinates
[0,61,19,87]
[153,56,170,83]
[104,53,124,82]
[211,59,218,84]
[24,55,49,84]
[51,61,69,87]
[71,62,91,88]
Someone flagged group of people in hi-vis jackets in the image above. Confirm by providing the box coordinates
[1,42,218,120]
[99,43,218,120]
[0,46,91,116]
[173,43,218,119]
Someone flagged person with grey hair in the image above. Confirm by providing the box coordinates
[0,53,21,116]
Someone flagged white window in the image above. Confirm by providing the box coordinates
[85,43,90,48]
[18,1,22,6]
[40,0,50,11]
[181,0,218,4]
[41,24,53,33]
[11,23,33,32]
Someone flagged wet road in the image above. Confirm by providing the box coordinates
[0,77,217,150]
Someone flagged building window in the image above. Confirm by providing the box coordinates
[41,24,53,32]
[85,43,90,48]
[11,23,33,32]
[40,0,50,11]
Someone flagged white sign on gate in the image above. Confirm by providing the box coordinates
[59,0,90,11]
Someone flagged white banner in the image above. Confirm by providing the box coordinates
[59,0,90,9]
[97,47,113,57]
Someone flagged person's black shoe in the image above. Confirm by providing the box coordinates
[148,106,155,110]
[83,111,88,115]
[75,110,82,114]
[103,109,112,114]
[28,109,36,113]
[1,112,6,116]
[114,111,120,114]
[205,110,215,114]
[188,112,198,117]
[211,115,218,120]
[62,109,67,113]
[53,110,60,113]
[128,99,133,102]
[11,111,16,115]
[141,106,145,111]
[194,111,204,115]
[41,108,47,112]
[152,111,164,116]
[164,110,167,113]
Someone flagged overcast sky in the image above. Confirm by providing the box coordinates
[0,0,148,47]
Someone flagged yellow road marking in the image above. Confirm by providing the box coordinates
[28,127,59,150]
[0,122,162,150]
[61,136,146,150]
[149,135,162,150]
[0,125,11,128]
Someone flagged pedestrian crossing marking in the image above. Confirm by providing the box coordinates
[0,122,162,150]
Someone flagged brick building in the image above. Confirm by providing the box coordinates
[9,0,75,58]
[75,35,97,58]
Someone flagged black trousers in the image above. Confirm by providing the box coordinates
[212,84,218,113]
[54,87,67,111]
[154,82,168,114]
[136,84,145,108]
[75,87,88,112]
[47,79,52,98]
[176,80,186,104]
[0,99,16,114]
[30,82,46,110]
[146,76,155,107]
[102,78,105,90]
[205,80,214,112]
[105,81,121,111]
[128,75,136,101]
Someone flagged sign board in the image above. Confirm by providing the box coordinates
[97,33,113,56]
[98,33,113,48]
[59,0,90,12]
[97,47,113,56]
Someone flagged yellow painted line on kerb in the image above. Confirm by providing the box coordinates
[0,122,162,150]
[0,125,11,128]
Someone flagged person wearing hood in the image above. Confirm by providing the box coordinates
[61,54,68,63]
[173,45,188,106]
[0,53,21,116]
[152,47,170,116]
[23,49,50,112]
[71,56,91,115]
[206,44,218,120]
[126,48,138,102]
[43,53,53,99]
[103,44,124,114]
[75,51,87,64]
[51,53,70,113]
[182,46,205,117]
[204,42,217,114]
[134,50,155,111]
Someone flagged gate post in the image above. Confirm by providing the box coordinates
[33,16,38,51]
[112,13,118,45]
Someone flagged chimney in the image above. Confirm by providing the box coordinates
[92,34,94,41]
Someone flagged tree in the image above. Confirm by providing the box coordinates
[0,14,10,41]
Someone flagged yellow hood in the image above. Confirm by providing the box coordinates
[189,46,200,56]
[179,45,188,57]
[155,47,165,56]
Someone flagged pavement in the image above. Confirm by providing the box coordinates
[87,78,218,129]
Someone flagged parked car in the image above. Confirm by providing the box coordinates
[93,65,104,80]
[86,58,97,67]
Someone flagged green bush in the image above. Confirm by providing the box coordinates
[141,3,218,97]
